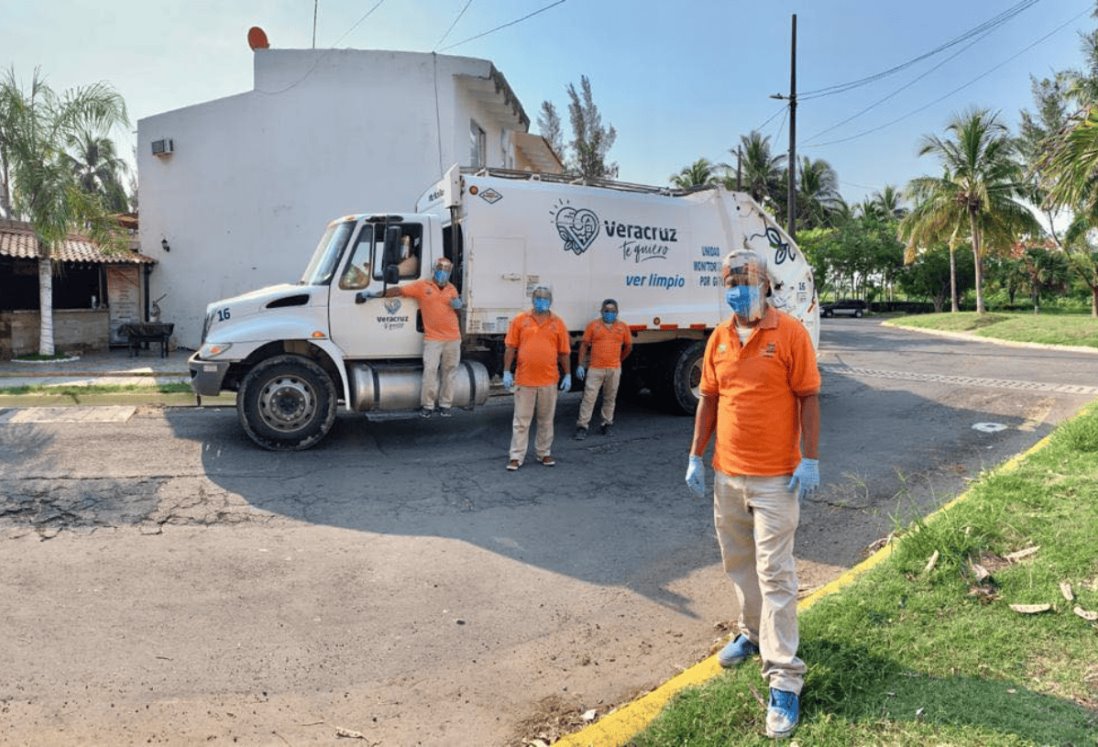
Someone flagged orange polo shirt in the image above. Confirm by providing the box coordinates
[399,279,460,341]
[582,319,632,369]
[505,311,571,387]
[699,307,820,476]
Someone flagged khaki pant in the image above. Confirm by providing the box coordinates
[421,339,461,409]
[576,367,621,429]
[713,471,805,694]
[509,384,558,463]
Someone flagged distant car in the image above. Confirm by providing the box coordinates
[821,299,867,318]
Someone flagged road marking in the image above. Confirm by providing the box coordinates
[821,364,1098,396]
[0,406,136,424]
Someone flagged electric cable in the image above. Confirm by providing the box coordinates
[438,0,567,51]
[435,0,474,51]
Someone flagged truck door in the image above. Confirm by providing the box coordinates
[465,236,527,334]
[328,221,425,359]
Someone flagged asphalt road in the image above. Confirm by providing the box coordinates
[2,319,1096,746]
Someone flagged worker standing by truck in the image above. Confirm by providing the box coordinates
[685,249,820,741]
[574,299,632,440]
[362,257,463,417]
[502,285,572,470]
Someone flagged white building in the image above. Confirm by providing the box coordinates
[138,49,561,348]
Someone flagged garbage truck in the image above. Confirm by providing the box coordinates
[189,165,818,450]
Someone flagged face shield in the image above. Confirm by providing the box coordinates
[531,285,553,314]
[722,250,768,322]
[433,259,452,286]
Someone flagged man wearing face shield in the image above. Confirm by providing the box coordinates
[685,248,820,740]
[364,257,463,417]
[501,285,572,470]
[574,299,632,440]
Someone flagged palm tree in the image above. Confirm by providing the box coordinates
[899,109,1037,313]
[796,156,845,229]
[731,130,785,207]
[65,129,130,212]
[670,158,718,189]
[1,67,129,354]
[871,185,907,220]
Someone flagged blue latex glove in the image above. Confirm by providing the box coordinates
[576,365,586,381]
[559,373,572,392]
[685,454,705,498]
[502,371,514,390]
[450,297,463,310]
[788,458,820,501]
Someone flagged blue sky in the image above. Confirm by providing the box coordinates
[4,0,1095,205]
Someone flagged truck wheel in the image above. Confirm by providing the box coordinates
[237,355,337,451]
[655,340,705,415]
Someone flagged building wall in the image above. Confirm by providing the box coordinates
[0,310,110,358]
[138,49,526,348]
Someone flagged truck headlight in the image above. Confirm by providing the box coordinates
[199,342,233,359]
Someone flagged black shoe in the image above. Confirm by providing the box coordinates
[574,426,588,441]
[438,408,453,418]
[419,407,433,418]
[600,422,613,436]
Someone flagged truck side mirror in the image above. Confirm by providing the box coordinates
[384,264,400,285]
[382,226,402,267]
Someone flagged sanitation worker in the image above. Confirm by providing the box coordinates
[574,298,632,440]
[502,285,572,470]
[359,257,463,417]
[685,248,820,740]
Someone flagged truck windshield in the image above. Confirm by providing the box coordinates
[300,220,356,285]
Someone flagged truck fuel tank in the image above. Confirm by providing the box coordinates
[348,360,490,412]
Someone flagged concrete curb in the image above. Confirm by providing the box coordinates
[556,434,1056,746]
[880,319,1098,355]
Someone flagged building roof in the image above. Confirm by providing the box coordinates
[0,220,156,264]
[513,132,565,173]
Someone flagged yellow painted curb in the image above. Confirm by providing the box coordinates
[557,434,1055,747]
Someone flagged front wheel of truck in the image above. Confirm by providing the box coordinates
[238,354,337,451]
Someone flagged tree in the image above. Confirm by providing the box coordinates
[795,156,845,229]
[565,75,617,180]
[65,129,129,212]
[732,130,785,207]
[897,244,975,313]
[536,100,564,163]
[670,158,718,189]
[900,109,1038,313]
[1,67,129,354]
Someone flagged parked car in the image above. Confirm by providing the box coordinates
[821,299,867,318]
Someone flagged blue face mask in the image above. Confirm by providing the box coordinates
[533,298,551,313]
[725,285,760,318]
[434,270,450,285]
[602,311,617,323]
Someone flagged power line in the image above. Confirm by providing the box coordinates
[751,105,786,134]
[435,0,474,51]
[800,0,1040,100]
[438,0,567,52]
[809,6,1090,149]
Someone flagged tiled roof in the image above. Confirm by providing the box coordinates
[0,220,155,264]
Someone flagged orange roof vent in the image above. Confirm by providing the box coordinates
[248,26,270,50]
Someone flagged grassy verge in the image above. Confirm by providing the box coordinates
[634,406,1098,746]
[0,382,193,396]
[890,312,1098,348]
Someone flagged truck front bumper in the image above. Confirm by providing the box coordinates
[188,352,232,396]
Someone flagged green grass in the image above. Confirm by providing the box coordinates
[0,382,192,396]
[891,312,1098,348]
[11,351,77,361]
[634,406,1098,746]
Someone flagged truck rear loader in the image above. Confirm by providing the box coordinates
[189,166,818,450]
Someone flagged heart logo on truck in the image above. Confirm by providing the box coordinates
[554,206,601,255]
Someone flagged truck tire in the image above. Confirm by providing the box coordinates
[655,340,705,415]
[237,354,337,451]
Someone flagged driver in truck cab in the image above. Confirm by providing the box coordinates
[361,257,463,417]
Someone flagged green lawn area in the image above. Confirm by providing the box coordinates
[890,312,1098,348]
[0,382,192,396]
[634,405,1098,746]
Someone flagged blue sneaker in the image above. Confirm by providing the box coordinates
[766,688,800,739]
[717,634,759,668]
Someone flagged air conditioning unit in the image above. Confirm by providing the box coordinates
[151,138,174,157]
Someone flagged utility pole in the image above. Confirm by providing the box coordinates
[736,145,742,191]
[769,13,797,239]
[312,0,319,49]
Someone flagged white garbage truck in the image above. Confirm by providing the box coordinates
[188,165,818,450]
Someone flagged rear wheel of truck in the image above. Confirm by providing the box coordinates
[655,340,705,415]
[237,354,337,451]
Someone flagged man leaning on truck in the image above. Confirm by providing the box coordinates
[574,299,632,440]
[501,285,572,470]
[361,257,464,417]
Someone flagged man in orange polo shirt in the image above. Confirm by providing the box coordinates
[365,257,463,417]
[685,248,820,740]
[501,285,572,470]
[574,298,632,440]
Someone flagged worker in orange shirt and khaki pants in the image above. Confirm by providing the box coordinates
[362,257,463,417]
[574,298,632,440]
[686,248,820,740]
[502,285,572,470]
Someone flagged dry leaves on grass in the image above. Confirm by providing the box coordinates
[1061,582,1075,602]
[1005,546,1040,562]
[1073,606,1098,622]
[1009,603,1052,614]
[923,550,940,575]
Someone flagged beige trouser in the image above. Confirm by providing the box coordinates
[509,384,558,463]
[576,367,621,429]
[421,339,461,409]
[713,471,805,694]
